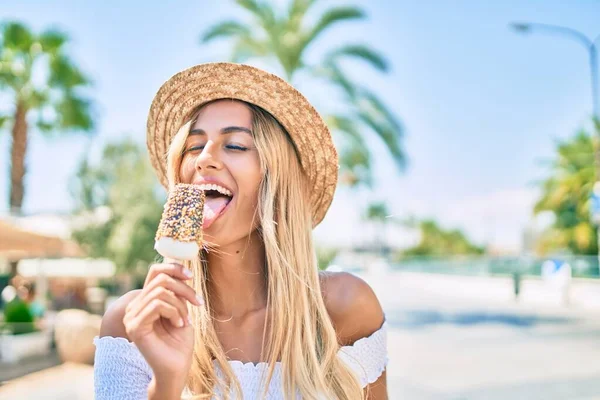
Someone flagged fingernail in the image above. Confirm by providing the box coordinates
[183,269,193,279]
[178,318,184,328]
[196,295,204,306]
[187,315,193,325]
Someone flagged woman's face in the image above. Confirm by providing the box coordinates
[179,100,262,247]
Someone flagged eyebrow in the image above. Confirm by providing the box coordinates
[189,126,253,136]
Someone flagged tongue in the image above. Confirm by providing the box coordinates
[202,196,230,229]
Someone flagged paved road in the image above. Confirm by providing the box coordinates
[362,271,600,400]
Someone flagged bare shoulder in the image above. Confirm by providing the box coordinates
[99,289,142,339]
[320,271,385,346]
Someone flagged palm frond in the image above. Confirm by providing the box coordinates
[317,62,359,99]
[534,127,597,254]
[36,119,54,134]
[201,20,252,43]
[231,36,270,63]
[38,29,68,54]
[236,0,277,26]
[304,6,365,44]
[26,88,50,109]
[278,44,305,79]
[269,0,317,77]
[234,0,290,75]
[49,55,90,89]
[360,88,403,133]
[325,44,389,72]
[56,93,94,131]
[326,114,372,186]
[355,93,406,169]
[0,114,9,130]
[325,114,367,147]
[288,0,317,31]
[339,146,372,187]
[0,69,20,91]
[1,21,34,51]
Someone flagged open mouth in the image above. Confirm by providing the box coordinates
[197,184,233,229]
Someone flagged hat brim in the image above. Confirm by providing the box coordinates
[146,62,338,227]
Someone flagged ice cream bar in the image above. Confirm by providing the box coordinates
[154,183,205,261]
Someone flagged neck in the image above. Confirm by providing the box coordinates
[205,230,267,319]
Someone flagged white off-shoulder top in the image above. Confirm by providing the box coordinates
[93,321,387,399]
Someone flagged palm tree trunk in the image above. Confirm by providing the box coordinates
[8,102,28,278]
[9,102,28,215]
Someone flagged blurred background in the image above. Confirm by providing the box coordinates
[1,1,599,399]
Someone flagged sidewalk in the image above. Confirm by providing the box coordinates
[0,363,93,400]
[0,350,61,384]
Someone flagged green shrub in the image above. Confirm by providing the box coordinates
[3,298,36,335]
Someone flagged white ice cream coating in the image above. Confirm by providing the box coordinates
[154,237,199,261]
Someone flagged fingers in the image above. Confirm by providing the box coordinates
[145,270,203,307]
[128,286,190,327]
[126,299,184,339]
[144,262,194,287]
[124,262,204,340]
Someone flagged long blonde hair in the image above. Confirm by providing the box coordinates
[165,100,364,399]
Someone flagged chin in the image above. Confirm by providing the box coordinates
[202,226,259,250]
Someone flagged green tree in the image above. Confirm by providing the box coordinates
[0,21,94,213]
[365,201,389,222]
[201,0,405,186]
[316,246,338,270]
[534,128,597,255]
[402,219,485,257]
[70,138,164,273]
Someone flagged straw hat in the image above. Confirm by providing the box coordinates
[146,62,338,227]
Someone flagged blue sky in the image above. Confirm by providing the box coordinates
[1,1,599,251]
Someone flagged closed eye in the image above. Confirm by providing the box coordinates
[226,144,248,151]
[183,145,204,154]
[183,144,248,154]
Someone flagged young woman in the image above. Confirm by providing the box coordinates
[94,63,388,399]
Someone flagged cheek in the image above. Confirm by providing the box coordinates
[234,161,263,208]
[179,156,195,182]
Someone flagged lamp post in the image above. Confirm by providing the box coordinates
[511,22,600,274]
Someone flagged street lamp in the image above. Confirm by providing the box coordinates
[510,22,600,274]
[510,22,599,117]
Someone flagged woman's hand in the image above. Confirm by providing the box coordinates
[123,262,203,394]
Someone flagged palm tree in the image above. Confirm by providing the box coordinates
[364,201,391,252]
[0,21,94,214]
[201,0,405,186]
[534,129,597,255]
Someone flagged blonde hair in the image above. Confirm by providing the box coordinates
[165,100,364,399]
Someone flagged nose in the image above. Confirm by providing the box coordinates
[195,141,223,171]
